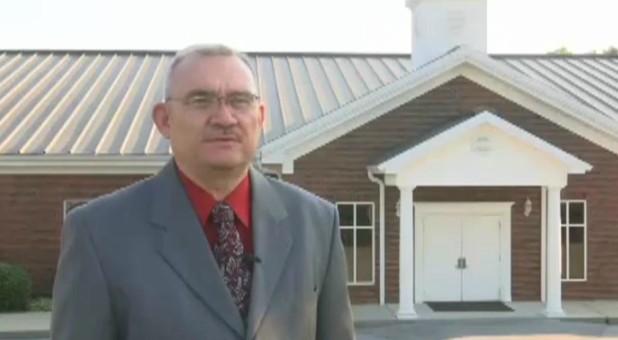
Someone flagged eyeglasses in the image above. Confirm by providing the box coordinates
[166,91,259,113]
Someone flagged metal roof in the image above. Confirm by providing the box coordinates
[495,55,618,122]
[0,50,617,156]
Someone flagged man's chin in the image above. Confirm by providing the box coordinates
[200,158,247,172]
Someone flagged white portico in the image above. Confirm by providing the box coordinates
[369,111,592,319]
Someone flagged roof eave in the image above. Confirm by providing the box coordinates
[0,154,171,174]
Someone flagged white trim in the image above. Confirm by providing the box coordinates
[335,201,376,286]
[0,155,170,174]
[561,199,588,282]
[260,47,618,173]
[413,202,514,303]
[376,111,592,175]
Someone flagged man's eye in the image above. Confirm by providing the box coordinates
[188,96,215,106]
[229,96,250,105]
[230,95,257,107]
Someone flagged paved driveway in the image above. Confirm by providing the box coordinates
[356,319,618,339]
[3,319,618,340]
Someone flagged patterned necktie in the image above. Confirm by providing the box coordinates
[211,202,252,319]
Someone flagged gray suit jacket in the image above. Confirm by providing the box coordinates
[51,160,355,340]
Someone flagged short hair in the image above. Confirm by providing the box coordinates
[163,43,256,99]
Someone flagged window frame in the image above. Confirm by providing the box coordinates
[560,199,587,282]
[336,201,376,286]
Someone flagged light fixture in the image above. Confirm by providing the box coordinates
[524,197,532,217]
[396,199,400,217]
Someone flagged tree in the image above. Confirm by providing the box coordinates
[548,46,572,55]
[602,46,618,55]
[548,46,618,55]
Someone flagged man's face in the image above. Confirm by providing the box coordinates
[154,54,265,172]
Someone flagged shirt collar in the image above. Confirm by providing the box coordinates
[177,167,251,228]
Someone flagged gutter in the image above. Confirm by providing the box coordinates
[367,169,386,305]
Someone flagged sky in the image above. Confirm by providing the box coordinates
[1,0,617,54]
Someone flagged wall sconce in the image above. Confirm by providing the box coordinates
[524,197,532,217]
[396,199,400,218]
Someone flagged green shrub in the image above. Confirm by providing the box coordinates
[0,262,32,312]
[29,297,52,312]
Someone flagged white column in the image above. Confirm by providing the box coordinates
[541,187,547,303]
[545,186,565,317]
[397,186,417,319]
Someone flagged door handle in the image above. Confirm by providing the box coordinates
[455,257,468,269]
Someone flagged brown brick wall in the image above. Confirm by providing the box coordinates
[0,175,146,295]
[281,76,618,304]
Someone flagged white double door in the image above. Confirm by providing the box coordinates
[423,214,502,302]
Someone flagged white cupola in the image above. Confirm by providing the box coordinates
[405,0,488,69]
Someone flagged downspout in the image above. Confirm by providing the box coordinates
[254,148,282,179]
[367,169,386,305]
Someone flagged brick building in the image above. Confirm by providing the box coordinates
[1,0,618,319]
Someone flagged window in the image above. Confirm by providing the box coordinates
[63,199,89,219]
[561,200,586,281]
[336,202,375,285]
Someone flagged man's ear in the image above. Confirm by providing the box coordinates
[258,103,266,127]
[152,102,172,139]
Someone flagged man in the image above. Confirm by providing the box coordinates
[51,44,355,340]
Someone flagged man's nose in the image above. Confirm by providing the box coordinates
[209,101,238,126]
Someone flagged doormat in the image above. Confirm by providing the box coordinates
[426,301,514,312]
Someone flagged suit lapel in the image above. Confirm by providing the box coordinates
[149,160,245,338]
[246,168,291,339]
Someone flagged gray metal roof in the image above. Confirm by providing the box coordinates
[0,50,617,156]
[496,55,618,122]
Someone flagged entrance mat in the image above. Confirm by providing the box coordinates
[426,301,514,312]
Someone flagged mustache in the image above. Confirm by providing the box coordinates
[201,129,241,142]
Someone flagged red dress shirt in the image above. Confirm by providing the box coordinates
[177,169,253,255]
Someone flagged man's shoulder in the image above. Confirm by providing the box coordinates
[265,175,331,204]
[261,173,335,213]
[67,175,154,221]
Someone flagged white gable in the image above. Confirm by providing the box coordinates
[372,111,592,188]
